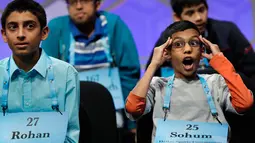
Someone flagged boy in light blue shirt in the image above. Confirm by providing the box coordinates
[0,0,80,142]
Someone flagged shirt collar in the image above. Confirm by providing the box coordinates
[203,29,209,38]
[70,13,104,38]
[9,49,48,79]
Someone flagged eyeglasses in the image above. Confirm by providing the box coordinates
[67,0,93,5]
[171,37,202,51]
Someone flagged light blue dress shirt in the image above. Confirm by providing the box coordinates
[0,49,80,143]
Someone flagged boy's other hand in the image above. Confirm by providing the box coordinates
[150,37,172,68]
[199,35,221,60]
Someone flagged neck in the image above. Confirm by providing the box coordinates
[175,72,198,81]
[76,17,96,38]
[13,49,40,72]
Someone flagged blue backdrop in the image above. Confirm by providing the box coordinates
[0,0,254,74]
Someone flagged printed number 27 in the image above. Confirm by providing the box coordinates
[27,117,39,126]
[186,124,199,130]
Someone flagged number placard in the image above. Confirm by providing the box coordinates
[0,112,68,143]
[154,119,228,143]
[186,124,199,130]
[84,74,100,82]
[79,67,125,109]
[26,117,39,126]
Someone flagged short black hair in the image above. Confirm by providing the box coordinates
[65,0,101,4]
[170,0,208,16]
[161,20,200,44]
[1,0,47,30]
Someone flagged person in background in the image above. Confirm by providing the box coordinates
[41,0,140,142]
[0,0,80,142]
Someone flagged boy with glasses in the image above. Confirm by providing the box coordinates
[126,21,253,143]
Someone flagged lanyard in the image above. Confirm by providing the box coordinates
[1,57,62,116]
[163,74,221,124]
[69,15,114,66]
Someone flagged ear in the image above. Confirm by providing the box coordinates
[41,26,49,41]
[173,13,181,22]
[1,29,8,43]
[164,48,172,61]
[200,52,203,59]
[200,44,205,59]
[95,1,101,11]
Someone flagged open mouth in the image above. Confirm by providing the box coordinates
[182,57,194,71]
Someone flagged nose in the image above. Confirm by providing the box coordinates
[17,28,25,41]
[183,43,192,54]
[194,12,202,22]
[75,0,83,9]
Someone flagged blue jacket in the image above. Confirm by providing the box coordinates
[41,11,140,100]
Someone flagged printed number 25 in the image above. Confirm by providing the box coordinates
[186,124,199,130]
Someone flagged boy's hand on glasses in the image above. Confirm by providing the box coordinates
[199,35,221,60]
[151,37,172,68]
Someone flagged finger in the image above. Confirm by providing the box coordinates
[165,37,172,49]
[199,36,220,53]
[199,35,209,47]
[199,35,203,41]
[201,53,209,59]
[202,37,214,47]
[168,38,172,46]
[202,37,221,54]
[161,37,172,49]
[202,53,212,60]
[162,37,170,47]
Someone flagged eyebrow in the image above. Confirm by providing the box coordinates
[7,20,36,25]
[172,37,183,41]
[184,9,194,14]
[197,5,206,10]
[184,4,205,13]
[173,35,199,41]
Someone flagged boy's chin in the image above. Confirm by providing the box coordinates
[174,70,197,79]
[182,70,197,78]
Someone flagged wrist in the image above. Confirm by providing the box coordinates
[148,62,159,70]
[210,52,235,73]
[212,52,223,58]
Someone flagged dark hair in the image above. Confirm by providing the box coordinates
[1,0,47,30]
[65,0,101,4]
[161,20,200,43]
[170,0,208,16]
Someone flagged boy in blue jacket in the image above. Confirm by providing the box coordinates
[0,0,80,142]
[41,0,140,142]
